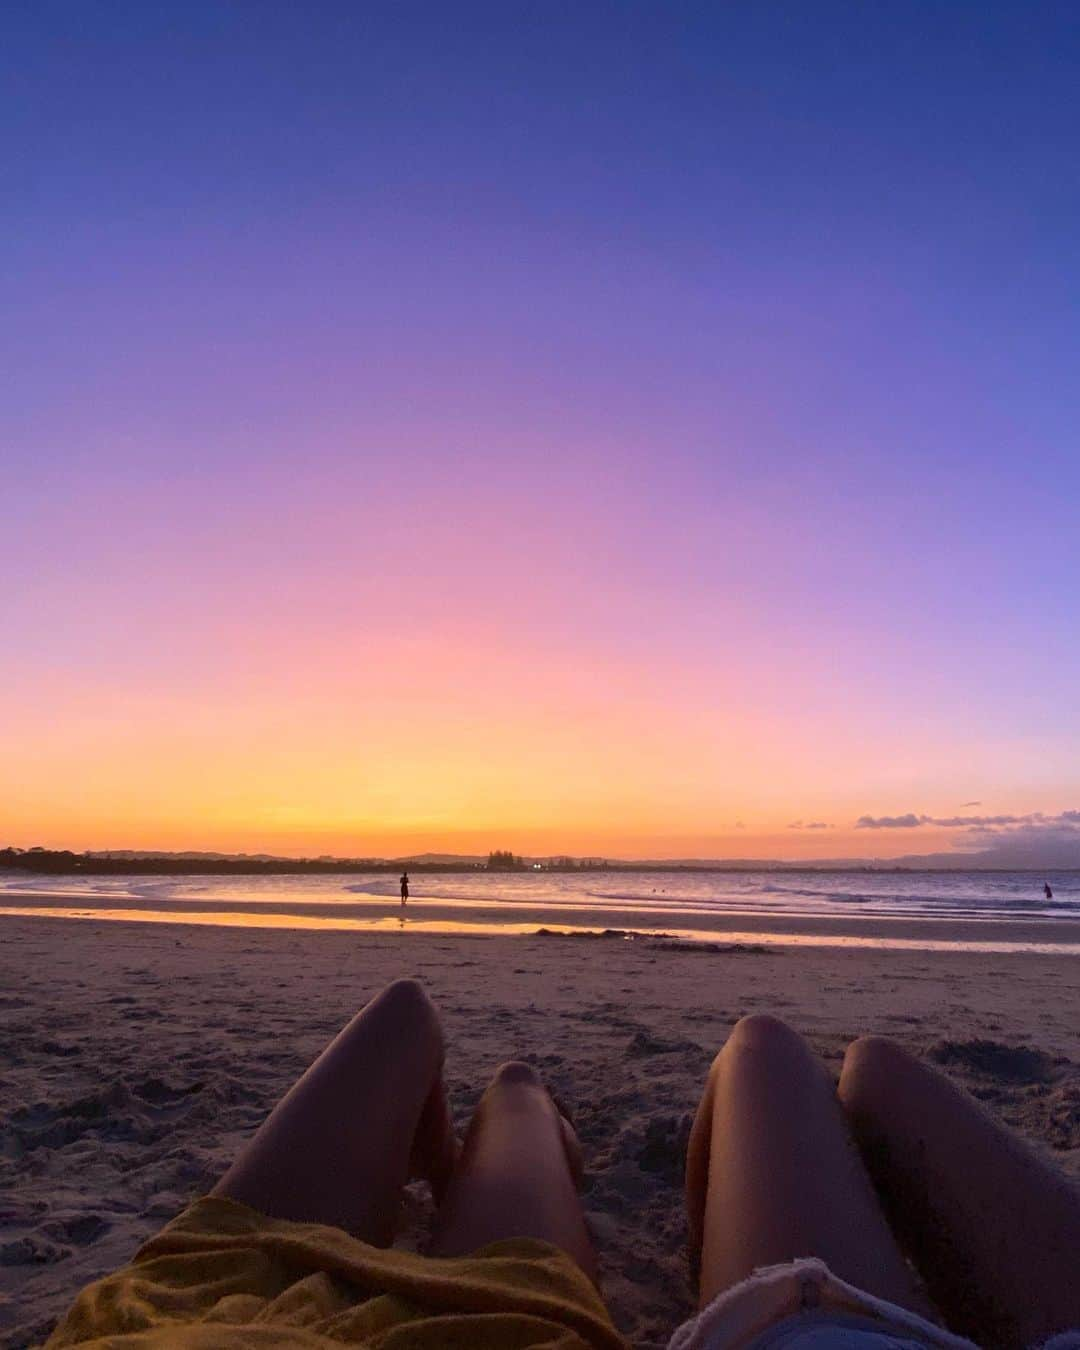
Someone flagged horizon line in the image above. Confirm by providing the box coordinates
[3,844,1077,873]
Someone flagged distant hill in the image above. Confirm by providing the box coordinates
[85,849,303,862]
[392,853,487,865]
[883,842,1080,870]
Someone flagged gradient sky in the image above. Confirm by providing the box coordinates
[4,2,1079,860]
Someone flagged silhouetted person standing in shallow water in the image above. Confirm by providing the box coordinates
[400,871,409,907]
[1045,881,1053,900]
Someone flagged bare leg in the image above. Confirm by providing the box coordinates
[686,1015,929,1312]
[840,1035,1080,1348]
[212,978,456,1245]
[429,1061,596,1280]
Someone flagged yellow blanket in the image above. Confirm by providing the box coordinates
[46,1197,629,1349]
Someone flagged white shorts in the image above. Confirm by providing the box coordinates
[667,1257,1080,1350]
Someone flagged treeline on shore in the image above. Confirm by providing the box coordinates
[0,849,466,875]
[0,848,608,875]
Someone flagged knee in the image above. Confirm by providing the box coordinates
[708,1013,805,1077]
[371,977,437,1025]
[843,1034,911,1075]
[729,1013,803,1055]
[839,1035,914,1108]
[490,1059,543,1089]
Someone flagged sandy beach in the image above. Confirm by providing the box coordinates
[2,914,1078,1348]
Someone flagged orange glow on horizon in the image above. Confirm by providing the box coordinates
[3,613,1064,863]
[4,486,1073,865]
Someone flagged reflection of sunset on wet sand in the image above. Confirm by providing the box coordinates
[0,906,571,937]
[1,903,1077,955]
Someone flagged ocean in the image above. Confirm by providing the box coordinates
[1,868,1078,952]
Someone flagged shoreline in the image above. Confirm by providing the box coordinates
[1,889,1079,952]
[6,860,1080,876]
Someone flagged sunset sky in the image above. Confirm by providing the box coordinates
[4,4,1079,861]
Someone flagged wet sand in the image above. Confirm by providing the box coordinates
[2,915,1078,1348]
[2,887,1078,950]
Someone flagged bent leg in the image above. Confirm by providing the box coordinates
[429,1061,596,1280]
[840,1035,1080,1348]
[213,978,456,1245]
[687,1015,928,1313]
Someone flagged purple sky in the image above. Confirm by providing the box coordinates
[3,3,1079,858]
